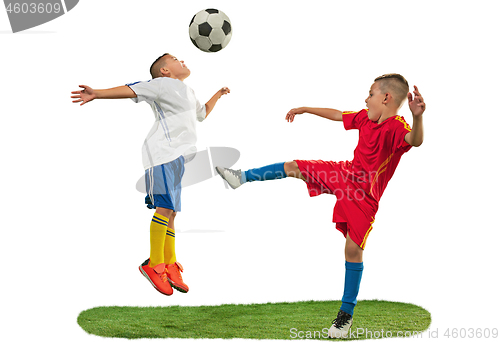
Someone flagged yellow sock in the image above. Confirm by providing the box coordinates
[150,213,169,268]
[164,227,176,265]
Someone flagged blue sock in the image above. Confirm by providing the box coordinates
[339,261,364,316]
[242,162,287,183]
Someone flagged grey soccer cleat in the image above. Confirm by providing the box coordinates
[216,166,243,189]
[328,310,353,338]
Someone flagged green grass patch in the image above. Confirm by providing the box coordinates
[78,300,431,340]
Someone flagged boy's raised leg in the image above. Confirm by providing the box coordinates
[283,161,306,180]
[216,161,305,189]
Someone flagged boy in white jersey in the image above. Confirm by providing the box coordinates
[71,53,230,295]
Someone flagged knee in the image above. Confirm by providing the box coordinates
[156,207,174,220]
[284,161,298,169]
[345,247,363,262]
[284,161,300,178]
[345,237,363,263]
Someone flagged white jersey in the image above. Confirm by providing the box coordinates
[127,77,206,170]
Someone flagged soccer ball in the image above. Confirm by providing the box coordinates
[189,9,232,53]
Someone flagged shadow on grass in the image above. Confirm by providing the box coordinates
[78,300,431,340]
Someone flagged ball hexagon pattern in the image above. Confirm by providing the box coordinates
[189,9,232,53]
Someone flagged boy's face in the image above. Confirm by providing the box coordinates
[163,55,190,80]
[365,82,385,122]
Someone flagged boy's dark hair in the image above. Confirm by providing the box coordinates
[150,53,170,79]
[374,73,409,107]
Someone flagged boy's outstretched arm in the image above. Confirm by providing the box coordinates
[205,87,230,118]
[71,85,136,106]
[405,85,426,147]
[286,107,343,122]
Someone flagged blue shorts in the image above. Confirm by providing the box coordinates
[145,156,185,212]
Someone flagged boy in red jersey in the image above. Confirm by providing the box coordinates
[216,74,425,338]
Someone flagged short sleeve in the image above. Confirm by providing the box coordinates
[126,79,160,104]
[392,116,412,153]
[195,96,206,122]
[342,109,368,131]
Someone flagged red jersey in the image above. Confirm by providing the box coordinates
[294,109,412,248]
[342,109,412,202]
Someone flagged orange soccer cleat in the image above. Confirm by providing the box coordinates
[166,261,189,293]
[139,259,173,296]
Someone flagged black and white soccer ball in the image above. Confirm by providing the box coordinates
[189,9,232,53]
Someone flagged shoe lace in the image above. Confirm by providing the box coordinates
[175,261,184,272]
[172,261,184,280]
[226,168,240,177]
[159,271,169,283]
[332,311,350,329]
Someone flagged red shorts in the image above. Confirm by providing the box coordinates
[295,160,379,249]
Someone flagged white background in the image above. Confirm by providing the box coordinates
[1,0,499,341]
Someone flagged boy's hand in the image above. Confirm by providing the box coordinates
[71,85,96,106]
[286,107,306,122]
[219,87,230,96]
[407,85,426,117]
[205,87,230,118]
